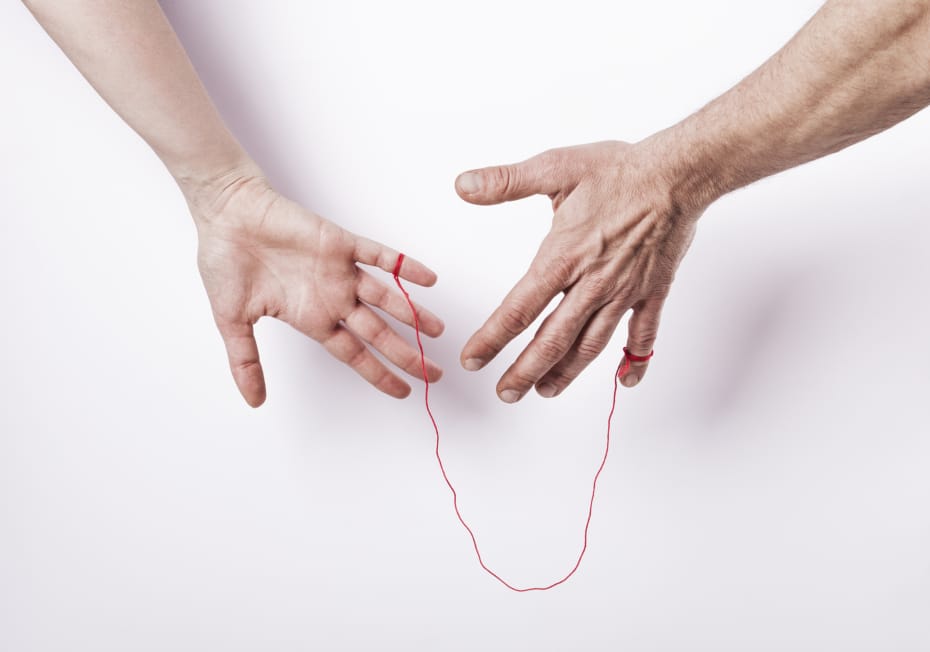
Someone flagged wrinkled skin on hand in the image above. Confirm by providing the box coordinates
[456,141,702,403]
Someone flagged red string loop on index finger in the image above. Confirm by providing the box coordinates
[393,253,405,278]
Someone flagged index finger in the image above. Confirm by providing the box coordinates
[460,267,563,371]
[353,236,437,287]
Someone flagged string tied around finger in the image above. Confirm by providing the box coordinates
[622,346,654,363]
[392,252,650,591]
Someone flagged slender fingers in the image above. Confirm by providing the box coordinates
[460,264,564,371]
[535,300,627,398]
[494,288,600,403]
[216,319,266,408]
[353,237,437,287]
[343,303,442,383]
[356,270,444,338]
[620,297,665,388]
[321,325,412,399]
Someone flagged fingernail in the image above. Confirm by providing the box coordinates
[537,383,558,398]
[622,374,639,388]
[500,389,521,404]
[463,358,484,371]
[458,172,483,194]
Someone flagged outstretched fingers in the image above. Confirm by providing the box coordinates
[353,237,437,287]
[460,265,564,373]
[356,270,444,338]
[493,289,599,403]
[321,325,412,399]
[216,320,266,408]
[343,303,443,383]
[534,300,627,398]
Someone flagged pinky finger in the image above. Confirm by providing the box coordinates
[216,320,267,408]
[353,236,438,287]
[322,325,412,399]
[621,297,665,388]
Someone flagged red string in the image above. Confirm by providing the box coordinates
[393,253,632,591]
[623,346,654,362]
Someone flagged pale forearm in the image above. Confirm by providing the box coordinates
[23,0,254,199]
[649,0,930,209]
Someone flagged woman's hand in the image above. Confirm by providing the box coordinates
[189,173,444,407]
[455,141,705,402]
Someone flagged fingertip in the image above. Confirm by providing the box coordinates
[461,356,484,371]
[459,338,483,370]
[400,258,438,287]
[427,362,443,383]
[233,364,266,408]
[620,373,637,388]
[245,391,266,408]
[498,388,522,404]
[392,382,413,399]
[378,370,413,399]
[238,381,266,407]
[535,381,559,398]
[408,266,437,287]
[423,268,438,286]
[423,317,445,338]
[455,170,483,201]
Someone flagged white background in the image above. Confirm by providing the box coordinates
[3,1,929,650]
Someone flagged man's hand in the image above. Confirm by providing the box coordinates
[455,142,702,402]
[193,174,444,407]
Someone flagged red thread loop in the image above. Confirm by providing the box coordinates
[393,254,629,592]
[622,346,654,362]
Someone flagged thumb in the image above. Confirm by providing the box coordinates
[621,298,664,388]
[455,150,563,205]
[217,320,267,407]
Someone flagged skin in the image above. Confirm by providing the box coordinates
[22,0,445,407]
[455,0,930,403]
[23,0,930,407]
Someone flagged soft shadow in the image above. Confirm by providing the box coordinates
[158,1,313,201]
[693,261,814,425]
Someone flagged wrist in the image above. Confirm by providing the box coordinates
[173,156,270,229]
[633,126,731,218]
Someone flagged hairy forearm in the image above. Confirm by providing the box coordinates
[648,0,930,209]
[22,0,254,200]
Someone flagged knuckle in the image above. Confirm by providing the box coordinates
[534,336,567,364]
[575,335,608,361]
[370,325,392,349]
[376,370,398,392]
[632,322,659,347]
[649,282,673,299]
[499,302,535,337]
[508,369,539,390]
[537,149,559,174]
[368,280,389,306]
[490,165,518,196]
[581,275,615,303]
[550,253,575,283]
[234,359,260,374]
[347,346,369,370]
[534,252,574,290]
[404,350,422,374]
